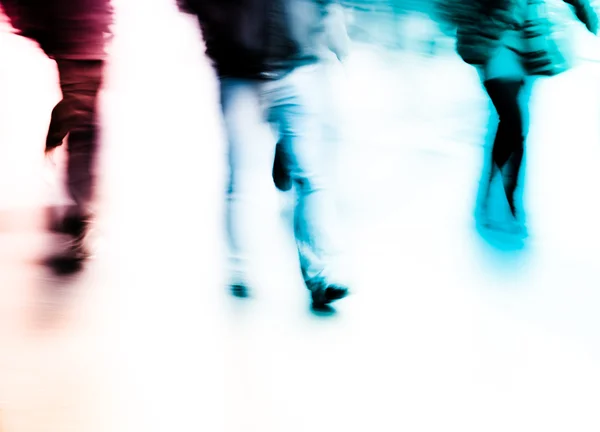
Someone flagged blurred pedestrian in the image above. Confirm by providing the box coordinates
[439,0,598,233]
[1,0,114,260]
[177,0,350,308]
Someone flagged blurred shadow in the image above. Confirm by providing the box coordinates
[475,221,528,252]
[309,302,337,318]
[43,253,84,276]
[472,236,534,286]
[230,284,250,299]
[32,260,85,330]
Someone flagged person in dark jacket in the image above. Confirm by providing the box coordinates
[442,0,598,234]
[1,0,114,260]
[178,0,349,308]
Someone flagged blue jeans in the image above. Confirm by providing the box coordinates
[220,64,339,287]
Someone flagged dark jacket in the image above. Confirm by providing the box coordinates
[1,0,113,60]
[178,0,334,79]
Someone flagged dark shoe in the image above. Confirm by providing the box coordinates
[272,143,292,192]
[52,213,88,237]
[308,279,349,307]
[231,284,250,298]
[49,205,93,234]
[55,212,94,261]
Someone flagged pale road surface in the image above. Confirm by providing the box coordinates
[0,2,600,432]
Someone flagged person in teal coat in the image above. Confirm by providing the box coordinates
[439,0,598,233]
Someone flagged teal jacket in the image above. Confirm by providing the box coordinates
[439,0,598,69]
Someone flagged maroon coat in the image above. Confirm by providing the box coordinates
[1,0,113,60]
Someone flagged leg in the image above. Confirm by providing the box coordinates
[46,60,104,261]
[481,117,510,213]
[220,78,276,292]
[266,65,347,305]
[483,78,525,219]
[50,59,104,218]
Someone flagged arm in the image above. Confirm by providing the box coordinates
[563,0,599,34]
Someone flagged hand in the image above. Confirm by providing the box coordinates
[45,147,57,167]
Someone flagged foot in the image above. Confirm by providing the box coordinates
[481,215,527,238]
[56,212,94,261]
[307,279,349,308]
[51,211,88,236]
[44,225,91,275]
[475,206,491,227]
[504,218,528,237]
[230,283,250,298]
